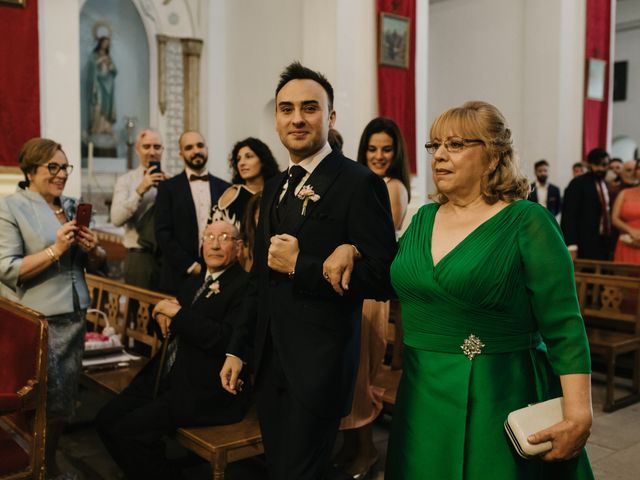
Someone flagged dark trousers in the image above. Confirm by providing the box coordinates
[256,335,341,480]
[123,250,159,290]
[95,375,182,480]
[580,234,614,260]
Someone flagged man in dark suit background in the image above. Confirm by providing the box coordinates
[561,148,612,259]
[220,62,397,479]
[155,131,230,294]
[528,159,562,216]
[96,220,251,480]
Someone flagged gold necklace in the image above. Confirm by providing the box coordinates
[54,207,64,215]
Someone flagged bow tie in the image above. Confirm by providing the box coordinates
[189,174,210,182]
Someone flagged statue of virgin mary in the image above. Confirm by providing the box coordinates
[87,35,118,136]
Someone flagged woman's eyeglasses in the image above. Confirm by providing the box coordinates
[42,163,74,176]
[425,137,485,154]
[202,233,237,244]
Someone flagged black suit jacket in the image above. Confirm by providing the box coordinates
[228,150,397,419]
[154,171,230,293]
[132,262,251,426]
[561,172,610,259]
[528,182,562,216]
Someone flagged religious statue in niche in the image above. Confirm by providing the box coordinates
[87,22,118,157]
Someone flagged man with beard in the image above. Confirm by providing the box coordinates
[155,131,230,294]
[562,148,612,259]
[527,159,562,216]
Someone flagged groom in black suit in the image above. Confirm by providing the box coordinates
[96,220,251,480]
[221,62,397,479]
[155,131,230,294]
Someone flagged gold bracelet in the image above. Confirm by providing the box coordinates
[45,247,59,263]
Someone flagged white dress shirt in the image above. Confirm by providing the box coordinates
[185,167,212,248]
[279,142,333,201]
[110,166,157,249]
[534,181,548,208]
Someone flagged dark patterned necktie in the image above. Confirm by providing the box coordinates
[277,165,307,219]
[191,275,214,306]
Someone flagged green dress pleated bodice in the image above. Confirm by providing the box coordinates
[386,200,594,479]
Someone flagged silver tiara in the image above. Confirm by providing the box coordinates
[209,206,241,231]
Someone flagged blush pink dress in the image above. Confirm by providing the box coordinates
[614,187,640,264]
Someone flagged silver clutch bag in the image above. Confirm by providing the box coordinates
[504,397,564,459]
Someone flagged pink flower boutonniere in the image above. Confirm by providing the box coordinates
[206,281,221,298]
[296,185,321,215]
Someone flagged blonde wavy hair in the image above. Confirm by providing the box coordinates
[428,101,530,205]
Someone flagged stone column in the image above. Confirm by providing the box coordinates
[164,38,185,175]
[157,35,169,115]
[181,38,203,132]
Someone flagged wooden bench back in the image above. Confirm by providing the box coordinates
[85,274,168,356]
[574,272,640,334]
[574,259,640,277]
[0,297,48,480]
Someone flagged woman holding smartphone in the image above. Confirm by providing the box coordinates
[0,138,104,479]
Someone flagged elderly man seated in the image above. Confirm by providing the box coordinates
[96,220,251,480]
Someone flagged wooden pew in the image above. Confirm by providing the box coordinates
[574,272,640,411]
[574,258,640,276]
[374,299,403,407]
[0,297,48,480]
[82,274,263,480]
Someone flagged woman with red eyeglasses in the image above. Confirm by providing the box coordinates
[0,137,104,479]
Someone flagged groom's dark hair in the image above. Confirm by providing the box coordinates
[275,61,334,111]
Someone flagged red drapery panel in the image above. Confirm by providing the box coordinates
[583,0,611,159]
[0,0,40,167]
[376,0,416,173]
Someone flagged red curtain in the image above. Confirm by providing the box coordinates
[583,0,611,159]
[0,0,40,167]
[376,0,416,173]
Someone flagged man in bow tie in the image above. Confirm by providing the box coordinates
[221,62,397,479]
[155,131,230,294]
[96,220,251,480]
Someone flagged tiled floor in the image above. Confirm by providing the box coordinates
[57,377,640,479]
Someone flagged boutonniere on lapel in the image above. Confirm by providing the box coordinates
[296,185,321,216]
[205,281,221,298]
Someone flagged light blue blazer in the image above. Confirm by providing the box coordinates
[0,189,90,316]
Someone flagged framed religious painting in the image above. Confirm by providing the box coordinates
[0,0,27,6]
[587,58,607,101]
[379,12,410,69]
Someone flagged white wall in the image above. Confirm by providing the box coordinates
[39,0,82,198]
[613,0,640,159]
[428,0,585,192]
[205,0,381,179]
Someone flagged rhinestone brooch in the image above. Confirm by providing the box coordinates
[461,334,485,360]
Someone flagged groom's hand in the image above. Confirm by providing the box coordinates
[268,234,299,274]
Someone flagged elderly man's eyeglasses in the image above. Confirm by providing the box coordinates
[202,233,237,244]
[141,144,163,150]
[425,137,485,154]
[42,163,74,176]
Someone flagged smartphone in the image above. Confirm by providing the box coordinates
[75,203,92,239]
[148,160,161,173]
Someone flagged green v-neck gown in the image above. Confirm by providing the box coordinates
[386,200,594,479]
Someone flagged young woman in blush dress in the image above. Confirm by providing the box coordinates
[334,117,410,479]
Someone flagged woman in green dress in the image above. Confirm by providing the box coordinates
[385,101,594,479]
